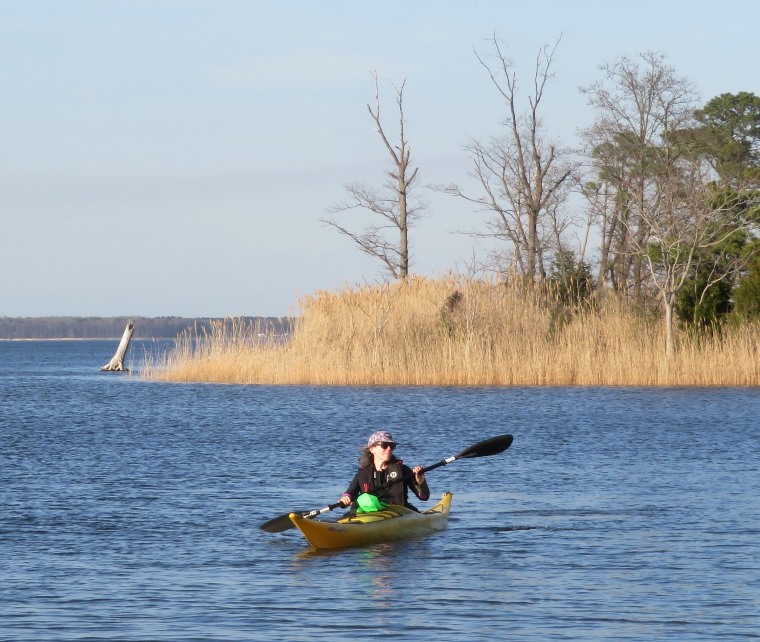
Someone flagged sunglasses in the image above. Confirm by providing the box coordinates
[375,442,395,450]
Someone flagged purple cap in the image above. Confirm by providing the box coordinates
[367,430,397,447]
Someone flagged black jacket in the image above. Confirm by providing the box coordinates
[343,458,430,510]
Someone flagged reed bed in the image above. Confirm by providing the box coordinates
[142,276,760,386]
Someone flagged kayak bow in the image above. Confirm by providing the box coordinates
[288,492,453,550]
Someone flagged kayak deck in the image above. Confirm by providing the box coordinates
[289,492,453,550]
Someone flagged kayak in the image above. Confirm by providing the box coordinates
[289,492,452,550]
[288,492,453,550]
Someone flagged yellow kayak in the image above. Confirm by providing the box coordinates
[288,492,453,550]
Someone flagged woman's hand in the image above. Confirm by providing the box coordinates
[412,465,426,484]
[339,493,352,507]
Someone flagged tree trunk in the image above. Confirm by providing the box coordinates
[101,322,134,372]
[663,295,674,358]
[398,173,409,279]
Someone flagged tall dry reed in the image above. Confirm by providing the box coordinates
[142,275,760,386]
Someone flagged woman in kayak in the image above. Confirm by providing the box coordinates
[339,430,430,512]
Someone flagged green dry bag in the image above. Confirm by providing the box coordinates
[356,493,387,513]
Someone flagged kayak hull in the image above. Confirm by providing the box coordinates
[289,492,453,550]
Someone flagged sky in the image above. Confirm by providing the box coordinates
[2,0,758,318]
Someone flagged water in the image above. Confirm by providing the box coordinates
[1,341,759,641]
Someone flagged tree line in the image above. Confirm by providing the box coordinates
[325,37,760,357]
[0,316,293,340]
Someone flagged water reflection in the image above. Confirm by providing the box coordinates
[350,545,395,605]
[292,540,428,606]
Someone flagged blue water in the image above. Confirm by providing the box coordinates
[1,340,759,641]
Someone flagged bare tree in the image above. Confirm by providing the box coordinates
[439,36,576,280]
[580,52,698,298]
[324,72,424,280]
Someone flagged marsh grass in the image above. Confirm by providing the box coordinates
[143,276,760,386]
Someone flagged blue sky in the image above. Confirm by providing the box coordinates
[2,0,757,317]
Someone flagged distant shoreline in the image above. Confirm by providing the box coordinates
[0,316,293,341]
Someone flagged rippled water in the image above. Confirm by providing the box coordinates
[1,340,759,641]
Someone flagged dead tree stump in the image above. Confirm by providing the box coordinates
[101,321,134,372]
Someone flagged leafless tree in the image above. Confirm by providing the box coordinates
[580,52,698,298]
[324,72,424,280]
[438,35,576,281]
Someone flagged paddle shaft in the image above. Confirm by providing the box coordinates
[301,502,343,520]
[421,457,457,474]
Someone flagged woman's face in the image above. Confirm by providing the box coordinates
[372,441,395,466]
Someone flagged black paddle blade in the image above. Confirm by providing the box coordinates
[458,434,513,459]
[260,512,298,533]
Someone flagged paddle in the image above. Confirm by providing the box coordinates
[259,433,513,533]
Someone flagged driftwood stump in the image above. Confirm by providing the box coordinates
[101,321,134,372]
